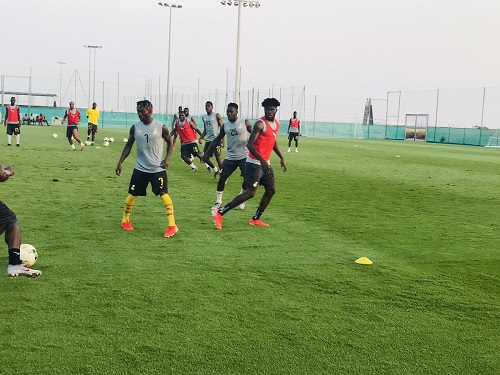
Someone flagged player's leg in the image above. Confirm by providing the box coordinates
[91,125,97,144]
[181,144,198,171]
[67,126,75,149]
[87,124,92,142]
[121,169,144,230]
[6,125,13,146]
[213,159,236,209]
[287,135,292,152]
[151,171,177,238]
[295,134,299,151]
[249,169,275,227]
[1,203,41,277]
[14,126,20,146]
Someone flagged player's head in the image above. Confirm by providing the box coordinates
[227,102,238,122]
[10,97,16,105]
[92,102,97,109]
[136,100,153,123]
[262,98,280,121]
[178,106,183,111]
[293,111,297,118]
[69,101,75,109]
[183,107,190,116]
[178,111,186,121]
[205,101,213,114]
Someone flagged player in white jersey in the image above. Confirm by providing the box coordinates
[202,103,252,210]
[199,101,224,178]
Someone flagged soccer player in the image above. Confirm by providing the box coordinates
[171,111,216,173]
[213,98,287,229]
[287,111,300,152]
[86,102,100,146]
[61,101,85,151]
[4,97,21,147]
[199,101,223,178]
[115,100,178,238]
[203,102,252,210]
[0,163,42,278]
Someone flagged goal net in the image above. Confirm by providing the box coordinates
[485,130,500,148]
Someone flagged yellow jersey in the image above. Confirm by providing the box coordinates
[86,108,100,125]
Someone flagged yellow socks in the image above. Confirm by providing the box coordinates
[123,194,136,222]
[161,194,176,226]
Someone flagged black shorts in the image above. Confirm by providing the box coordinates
[6,124,20,135]
[66,125,79,138]
[288,132,299,141]
[220,158,246,180]
[0,201,17,235]
[243,162,275,191]
[181,142,201,159]
[203,141,222,158]
[128,168,168,196]
[88,123,98,134]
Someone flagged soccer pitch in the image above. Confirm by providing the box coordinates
[1,126,499,374]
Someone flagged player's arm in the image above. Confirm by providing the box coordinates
[77,110,81,123]
[273,141,287,172]
[202,125,225,162]
[190,116,198,127]
[288,119,292,133]
[17,107,21,127]
[0,163,14,182]
[247,120,270,171]
[190,120,203,138]
[115,126,136,176]
[298,120,301,135]
[86,109,89,119]
[199,127,206,143]
[61,110,67,125]
[3,107,7,126]
[245,119,252,133]
[161,125,173,169]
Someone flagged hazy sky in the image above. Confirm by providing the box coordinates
[2,0,500,121]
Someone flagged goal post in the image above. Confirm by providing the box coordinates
[485,129,500,148]
[404,114,429,141]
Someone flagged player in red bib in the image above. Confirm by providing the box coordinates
[4,97,21,147]
[213,98,287,229]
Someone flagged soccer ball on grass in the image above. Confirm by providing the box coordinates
[85,141,92,146]
[52,133,59,138]
[103,141,110,147]
[20,244,38,267]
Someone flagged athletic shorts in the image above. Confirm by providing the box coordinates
[288,132,299,141]
[128,168,168,196]
[220,158,246,180]
[203,140,221,158]
[0,201,17,235]
[6,124,20,135]
[243,162,275,191]
[66,125,78,138]
[181,142,201,159]
[88,123,98,134]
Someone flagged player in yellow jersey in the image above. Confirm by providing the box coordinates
[86,102,100,146]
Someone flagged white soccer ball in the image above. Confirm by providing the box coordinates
[85,141,92,146]
[109,137,115,143]
[123,138,128,143]
[103,137,110,142]
[103,141,110,147]
[52,133,59,138]
[20,244,38,267]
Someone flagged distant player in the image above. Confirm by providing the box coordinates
[213,98,287,229]
[115,100,178,238]
[203,102,252,210]
[0,162,42,278]
[287,111,300,152]
[61,101,85,151]
[4,97,21,147]
[171,111,216,173]
[199,101,223,177]
[86,102,100,146]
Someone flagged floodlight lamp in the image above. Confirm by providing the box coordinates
[227,1,232,6]
[234,1,239,6]
[255,2,260,8]
[221,0,226,4]
[177,5,182,8]
[243,1,248,7]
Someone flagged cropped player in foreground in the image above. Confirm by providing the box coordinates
[0,163,41,278]
[115,100,178,238]
[202,102,252,210]
[213,98,287,229]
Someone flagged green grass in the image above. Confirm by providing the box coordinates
[0,126,499,374]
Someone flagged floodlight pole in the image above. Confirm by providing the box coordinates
[158,2,183,115]
[84,45,103,106]
[56,62,66,107]
[220,1,261,107]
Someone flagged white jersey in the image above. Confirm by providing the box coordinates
[201,112,220,142]
[224,118,248,160]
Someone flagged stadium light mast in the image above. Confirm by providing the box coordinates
[158,2,183,115]
[220,1,261,107]
[83,45,103,106]
[56,62,66,107]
